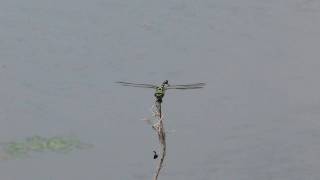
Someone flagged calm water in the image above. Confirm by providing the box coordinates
[0,0,319,179]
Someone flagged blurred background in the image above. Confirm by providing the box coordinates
[0,0,319,179]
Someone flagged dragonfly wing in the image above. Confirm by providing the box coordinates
[167,86,204,89]
[115,81,157,88]
[166,83,206,89]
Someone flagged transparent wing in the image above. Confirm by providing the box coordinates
[115,81,157,88]
[166,83,206,89]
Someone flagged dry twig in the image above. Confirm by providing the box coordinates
[153,101,166,180]
[144,102,166,180]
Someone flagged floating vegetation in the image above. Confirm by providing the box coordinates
[4,142,29,158]
[0,135,93,160]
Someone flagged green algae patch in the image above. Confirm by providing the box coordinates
[26,136,48,152]
[4,142,29,158]
[0,135,93,160]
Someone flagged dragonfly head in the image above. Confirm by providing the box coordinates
[162,80,169,86]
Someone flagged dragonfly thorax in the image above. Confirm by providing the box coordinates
[155,86,165,95]
[154,86,165,102]
[162,80,169,86]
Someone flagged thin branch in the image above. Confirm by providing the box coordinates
[142,102,167,180]
[152,101,166,180]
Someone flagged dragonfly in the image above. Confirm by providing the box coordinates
[115,80,205,103]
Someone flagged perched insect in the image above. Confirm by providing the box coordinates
[115,80,205,103]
